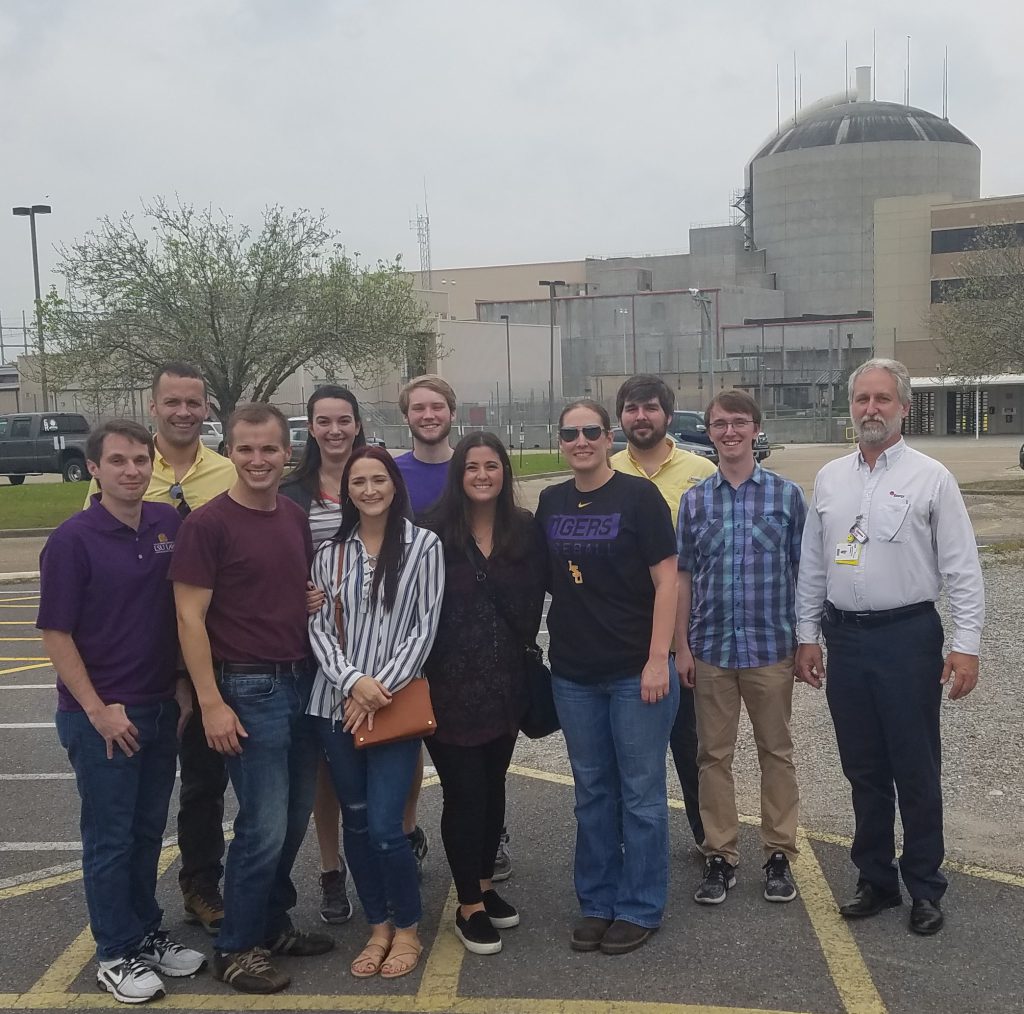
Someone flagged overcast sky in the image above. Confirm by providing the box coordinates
[2,0,1022,346]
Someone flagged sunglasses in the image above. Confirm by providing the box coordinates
[559,425,606,443]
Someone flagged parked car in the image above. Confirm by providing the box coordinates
[669,409,770,463]
[0,412,91,483]
[200,420,223,453]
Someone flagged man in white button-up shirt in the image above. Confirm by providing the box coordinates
[794,358,984,938]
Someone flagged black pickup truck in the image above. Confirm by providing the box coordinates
[0,412,91,483]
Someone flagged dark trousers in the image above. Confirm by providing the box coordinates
[823,606,947,901]
[177,682,229,888]
[667,657,704,846]
[426,733,518,906]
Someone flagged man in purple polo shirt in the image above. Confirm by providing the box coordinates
[38,420,206,1005]
[171,403,332,995]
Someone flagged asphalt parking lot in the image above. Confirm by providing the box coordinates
[2,576,1024,1013]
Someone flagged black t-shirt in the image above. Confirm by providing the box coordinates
[536,471,676,683]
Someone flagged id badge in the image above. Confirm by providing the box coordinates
[834,541,861,565]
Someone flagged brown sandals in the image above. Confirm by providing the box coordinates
[380,937,423,979]
[350,938,391,978]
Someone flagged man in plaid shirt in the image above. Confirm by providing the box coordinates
[675,389,806,907]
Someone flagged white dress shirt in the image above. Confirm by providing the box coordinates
[307,519,444,720]
[795,439,984,654]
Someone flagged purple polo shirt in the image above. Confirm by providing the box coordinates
[37,495,181,712]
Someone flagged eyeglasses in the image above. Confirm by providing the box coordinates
[708,419,756,434]
[558,425,606,442]
[169,483,191,518]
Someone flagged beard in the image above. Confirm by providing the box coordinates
[411,419,453,446]
[854,415,903,446]
[624,421,667,451]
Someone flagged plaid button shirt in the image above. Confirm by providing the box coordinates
[677,465,806,669]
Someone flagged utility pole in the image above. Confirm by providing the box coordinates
[538,280,565,450]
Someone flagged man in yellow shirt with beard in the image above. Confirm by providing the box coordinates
[611,375,716,855]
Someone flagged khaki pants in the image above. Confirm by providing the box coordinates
[693,655,798,866]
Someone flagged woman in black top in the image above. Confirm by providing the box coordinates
[535,399,679,957]
[422,432,547,955]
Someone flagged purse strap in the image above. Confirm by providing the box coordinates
[466,548,538,656]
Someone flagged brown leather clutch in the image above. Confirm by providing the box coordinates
[353,677,437,749]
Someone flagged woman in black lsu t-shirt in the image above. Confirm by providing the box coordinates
[536,399,679,956]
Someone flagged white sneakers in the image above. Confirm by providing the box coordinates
[97,930,206,1004]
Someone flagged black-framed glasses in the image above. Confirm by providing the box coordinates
[708,419,756,434]
[559,425,605,443]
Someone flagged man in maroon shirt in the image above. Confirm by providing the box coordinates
[171,404,332,994]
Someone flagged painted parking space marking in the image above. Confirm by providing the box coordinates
[0,684,54,690]
[0,664,52,676]
[1,766,1022,1013]
[0,722,55,729]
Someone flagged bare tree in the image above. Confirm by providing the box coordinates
[40,199,430,418]
[929,223,1024,380]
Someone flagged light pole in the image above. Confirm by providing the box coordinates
[538,279,565,450]
[12,204,52,409]
[500,314,513,447]
[689,288,715,396]
[617,308,629,374]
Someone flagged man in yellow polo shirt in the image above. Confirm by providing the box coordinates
[611,374,715,855]
[85,362,236,934]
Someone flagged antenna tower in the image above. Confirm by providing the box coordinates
[409,183,432,289]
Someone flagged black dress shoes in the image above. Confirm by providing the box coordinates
[839,881,903,918]
[909,899,943,935]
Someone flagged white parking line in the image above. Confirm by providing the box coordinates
[0,722,55,729]
[0,774,75,780]
[0,684,54,690]
[0,842,83,851]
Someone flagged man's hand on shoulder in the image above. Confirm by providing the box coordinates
[941,651,979,701]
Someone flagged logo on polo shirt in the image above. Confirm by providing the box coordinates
[153,532,175,553]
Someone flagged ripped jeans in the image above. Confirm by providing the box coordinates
[314,718,422,927]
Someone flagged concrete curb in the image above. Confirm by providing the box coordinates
[0,571,40,584]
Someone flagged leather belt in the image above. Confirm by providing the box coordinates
[823,600,934,629]
[217,660,309,677]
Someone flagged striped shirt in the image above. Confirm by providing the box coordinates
[307,519,444,720]
[678,465,806,669]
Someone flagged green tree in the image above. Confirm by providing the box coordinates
[41,199,430,418]
[929,223,1024,380]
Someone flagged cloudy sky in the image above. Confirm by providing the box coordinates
[1,0,1021,347]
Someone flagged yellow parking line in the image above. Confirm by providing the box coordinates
[791,829,886,1014]
[415,883,463,1007]
[0,657,48,661]
[0,663,51,677]
[0,637,42,642]
[0,596,40,604]
[0,605,41,609]
[0,621,38,625]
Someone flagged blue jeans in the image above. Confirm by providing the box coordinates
[56,701,179,961]
[216,668,318,953]
[316,719,422,928]
[552,672,678,929]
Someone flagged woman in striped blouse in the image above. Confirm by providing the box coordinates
[307,446,444,980]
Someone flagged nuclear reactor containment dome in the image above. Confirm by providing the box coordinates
[748,99,981,318]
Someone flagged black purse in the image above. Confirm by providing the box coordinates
[468,551,561,740]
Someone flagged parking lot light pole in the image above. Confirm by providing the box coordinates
[12,204,52,410]
[538,280,565,450]
[500,314,513,447]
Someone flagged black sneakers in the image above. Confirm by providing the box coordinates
[407,825,429,878]
[482,889,519,929]
[763,851,798,902]
[455,910,502,955]
[266,927,335,957]
[318,858,353,924]
[694,855,737,905]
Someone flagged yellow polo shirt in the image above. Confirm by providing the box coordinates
[84,441,237,510]
[610,439,716,527]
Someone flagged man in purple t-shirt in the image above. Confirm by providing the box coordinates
[171,403,332,995]
[39,420,206,1005]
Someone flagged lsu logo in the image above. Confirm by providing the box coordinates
[568,560,583,585]
[153,533,175,554]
